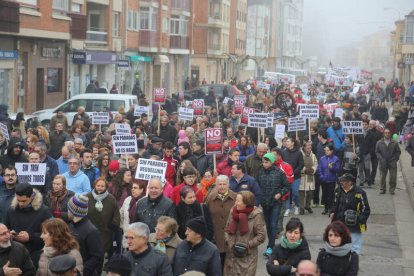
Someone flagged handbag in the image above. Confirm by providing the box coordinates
[344,209,358,226]
[232,243,248,258]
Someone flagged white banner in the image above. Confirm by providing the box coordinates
[288,117,307,132]
[115,123,131,135]
[134,105,149,116]
[274,125,286,139]
[267,113,274,128]
[112,134,138,154]
[342,121,363,135]
[248,113,268,128]
[0,123,9,140]
[135,158,167,184]
[299,104,320,119]
[92,112,109,125]
[178,107,194,122]
[334,108,344,119]
[15,163,47,185]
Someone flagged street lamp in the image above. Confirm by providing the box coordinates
[384,8,401,20]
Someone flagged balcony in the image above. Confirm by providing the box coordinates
[208,13,229,29]
[0,1,19,33]
[170,36,188,49]
[171,0,190,15]
[69,13,87,39]
[207,44,223,56]
[139,30,158,50]
[86,28,107,45]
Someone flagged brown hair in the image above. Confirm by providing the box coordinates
[238,191,255,208]
[93,177,109,189]
[323,221,352,246]
[41,218,79,256]
[157,216,179,236]
[53,175,66,187]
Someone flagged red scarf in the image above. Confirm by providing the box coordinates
[227,206,254,235]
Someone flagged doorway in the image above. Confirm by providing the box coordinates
[36,68,44,110]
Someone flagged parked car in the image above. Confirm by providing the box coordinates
[184,84,241,105]
[32,93,138,129]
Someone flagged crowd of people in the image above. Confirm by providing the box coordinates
[0,78,413,276]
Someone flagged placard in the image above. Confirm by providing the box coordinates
[112,134,138,154]
[92,112,109,125]
[136,158,167,183]
[233,95,246,115]
[154,88,166,103]
[15,163,47,185]
[0,122,9,140]
[205,128,223,155]
[299,104,320,119]
[342,121,363,134]
[334,107,344,119]
[248,113,268,128]
[223,97,232,105]
[115,123,131,135]
[178,107,194,122]
[134,105,149,116]
[267,113,274,128]
[241,107,254,125]
[192,99,204,116]
[275,125,286,139]
[288,117,307,132]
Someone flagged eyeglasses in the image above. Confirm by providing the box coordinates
[155,227,166,233]
[184,175,196,179]
[68,162,79,165]
[4,174,16,177]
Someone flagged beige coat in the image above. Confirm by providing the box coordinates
[149,233,182,264]
[36,249,83,276]
[205,187,237,253]
[299,151,318,191]
[223,207,266,276]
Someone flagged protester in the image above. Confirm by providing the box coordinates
[299,141,317,215]
[0,166,18,223]
[44,175,75,221]
[63,157,91,195]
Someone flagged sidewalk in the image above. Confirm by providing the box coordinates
[400,148,414,209]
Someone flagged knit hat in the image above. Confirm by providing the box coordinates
[339,173,356,183]
[263,152,276,164]
[186,216,206,237]
[105,254,132,276]
[67,194,89,218]
[108,160,120,172]
[49,254,76,273]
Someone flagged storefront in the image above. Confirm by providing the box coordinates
[125,53,152,96]
[0,49,17,111]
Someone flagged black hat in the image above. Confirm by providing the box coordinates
[49,254,77,273]
[105,254,132,276]
[186,216,207,236]
[15,183,33,197]
[332,117,341,122]
[152,136,164,143]
[339,173,356,183]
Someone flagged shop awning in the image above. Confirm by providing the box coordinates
[128,54,152,63]
[154,54,169,65]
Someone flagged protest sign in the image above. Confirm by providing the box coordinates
[0,123,9,140]
[154,88,166,103]
[223,97,232,105]
[115,123,131,135]
[334,107,344,119]
[342,121,363,135]
[15,163,47,185]
[178,107,194,121]
[275,125,286,139]
[288,117,307,132]
[233,95,246,115]
[267,113,274,128]
[248,113,268,128]
[112,134,138,154]
[135,158,167,183]
[257,81,270,90]
[205,128,223,155]
[299,104,320,119]
[134,105,149,116]
[324,103,337,116]
[241,107,254,125]
[192,99,204,116]
[92,112,109,125]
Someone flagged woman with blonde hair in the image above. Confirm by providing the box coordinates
[37,126,50,148]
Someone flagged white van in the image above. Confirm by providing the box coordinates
[32,93,138,129]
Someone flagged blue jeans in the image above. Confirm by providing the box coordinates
[262,202,282,249]
[286,178,300,209]
[351,232,362,254]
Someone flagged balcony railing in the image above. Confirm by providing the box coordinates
[86,28,107,44]
[171,0,190,12]
[170,36,188,49]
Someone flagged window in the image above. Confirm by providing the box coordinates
[162,18,169,33]
[53,0,68,12]
[71,3,80,13]
[170,16,188,36]
[113,12,120,37]
[60,99,87,113]
[18,0,37,7]
[127,11,139,31]
[47,68,62,93]
[139,7,157,31]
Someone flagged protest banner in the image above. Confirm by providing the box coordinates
[205,128,223,155]
[248,113,268,128]
[192,99,204,116]
[178,107,194,122]
[15,163,47,185]
[324,103,337,116]
[257,81,270,90]
[153,88,166,103]
[115,123,131,135]
[135,158,167,183]
[241,107,254,125]
[92,112,109,125]
[299,104,320,119]
[0,123,9,140]
[233,95,246,115]
[275,125,286,140]
[134,105,149,116]
[288,117,307,132]
[112,134,138,154]
[342,121,363,135]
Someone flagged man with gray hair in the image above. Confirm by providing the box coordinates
[62,156,91,194]
[245,143,268,179]
[124,222,172,276]
[158,115,177,143]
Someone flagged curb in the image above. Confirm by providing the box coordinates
[399,152,414,211]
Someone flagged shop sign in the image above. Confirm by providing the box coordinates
[42,47,61,58]
[0,50,18,59]
[117,59,130,68]
[405,57,414,65]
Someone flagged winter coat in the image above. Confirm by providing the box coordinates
[125,246,173,276]
[178,151,197,168]
[375,139,401,170]
[71,112,90,128]
[244,153,263,179]
[257,166,289,208]
[149,233,182,264]
[317,248,359,276]
[170,183,203,205]
[50,114,69,131]
[332,185,370,233]
[342,144,359,171]
[0,185,15,223]
[193,150,214,177]
[275,158,294,184]
[134,195,177,233]
[173,239,222,276]
[316,140,332,161]
[223,207,266,276]
[56,157,69,174]
[327,126,345,152]
[317,155,341,183]
[300,152,318,191]
[0,140,27,168]
[48,130,70,159]
[229,174,262,206]
[266,237,311,276]
[86,192,120,252]
[141,144,163,159]
[80,165,100,189]
[205,188,237,253]
[0,241,35,276]
[63,170,91,195]
[236,145,255,162]
[36,248,83,276]
[162,153,178,185]
[159,124,177,144]
[43,189,75,222]
[176,201,214,241]
[281,148,304,179]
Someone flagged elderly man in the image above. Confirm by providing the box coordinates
[62,157,91,195]
[245,143,268,179]
[56,146,73,174]
[124,222,172,276]
[72,106,90,128]
[296,260,320,276]
[49,122,70,159]
[157,116,177,143]
[134,178,176,232]
[0,223,36,275]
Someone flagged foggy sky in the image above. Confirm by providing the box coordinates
[302,0,413,66]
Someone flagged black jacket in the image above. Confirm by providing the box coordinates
[124,245,173,276]
[176,201,214,241]
[266,237,311,276]
[159,124,177,144]
[317,248,359,276]
[69,217,104,276]
[0,241,36,276]
[0,141,28,168]
[141,144,163,159]
[193,150,214,177]
[48,130,70,159]
[281,148,304,179]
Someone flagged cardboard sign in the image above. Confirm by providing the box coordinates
[299,104,319,119]
[233,95,246,115]
[334,107,344,119]
[178,107,194,122]
[205,128,223,155]
[248,113,268,128]
[324,103,337,116]
[223,97,232,105]
[136,158,167,183]
[275,124,286,139]
[267,113,274,128]
[257,81,270,90]
[115,123,131,135]
[342,121,363,135]
[241,107,254,125]
[154,88,166,103]
[192,99,204,116]
[15,163,47,185]
[112,134,138,154]
[92,112,109,125]
[0,122,9,140]
[134,105,149,116]
[288,117,307,132]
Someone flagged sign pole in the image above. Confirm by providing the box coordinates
[296,130,299,141]
[258,129,260,144]
[213,154,217,174]
[157,104,161,135]
[352,134,356,154]
[216,98,219,122]
[308,118,311,140]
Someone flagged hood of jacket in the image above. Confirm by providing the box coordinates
[66,170,85,179]
[10,188,43,211]
[6,140,25,158]
[0,104,8,114]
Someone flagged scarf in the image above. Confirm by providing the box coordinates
[154,236,173,254]
[323,242,353,257]
[129,195,143,222]
[49,188,68,211]
[227,206,254,235]
[217,190,229,201]
[280,235,303,250]
[92,189,109,212]
[43,246,57,258]
[200,177,216,199]
[303,153,314,182]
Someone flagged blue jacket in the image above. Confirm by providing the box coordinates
[327,126,345,152]
[0,184,15,223]
[229,174,262,206]
[81,165,100,188]
[56,157,69,174]
[41,155,59,180]
[63,170,91,195]
[236,145,255,162]
[317,155,341,183]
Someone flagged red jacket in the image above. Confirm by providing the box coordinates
[170,183,203,205]
[162,153,178,185]
[275,158,294,184]
[217,158,233,177]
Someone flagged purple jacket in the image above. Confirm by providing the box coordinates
[317,155,341,183]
